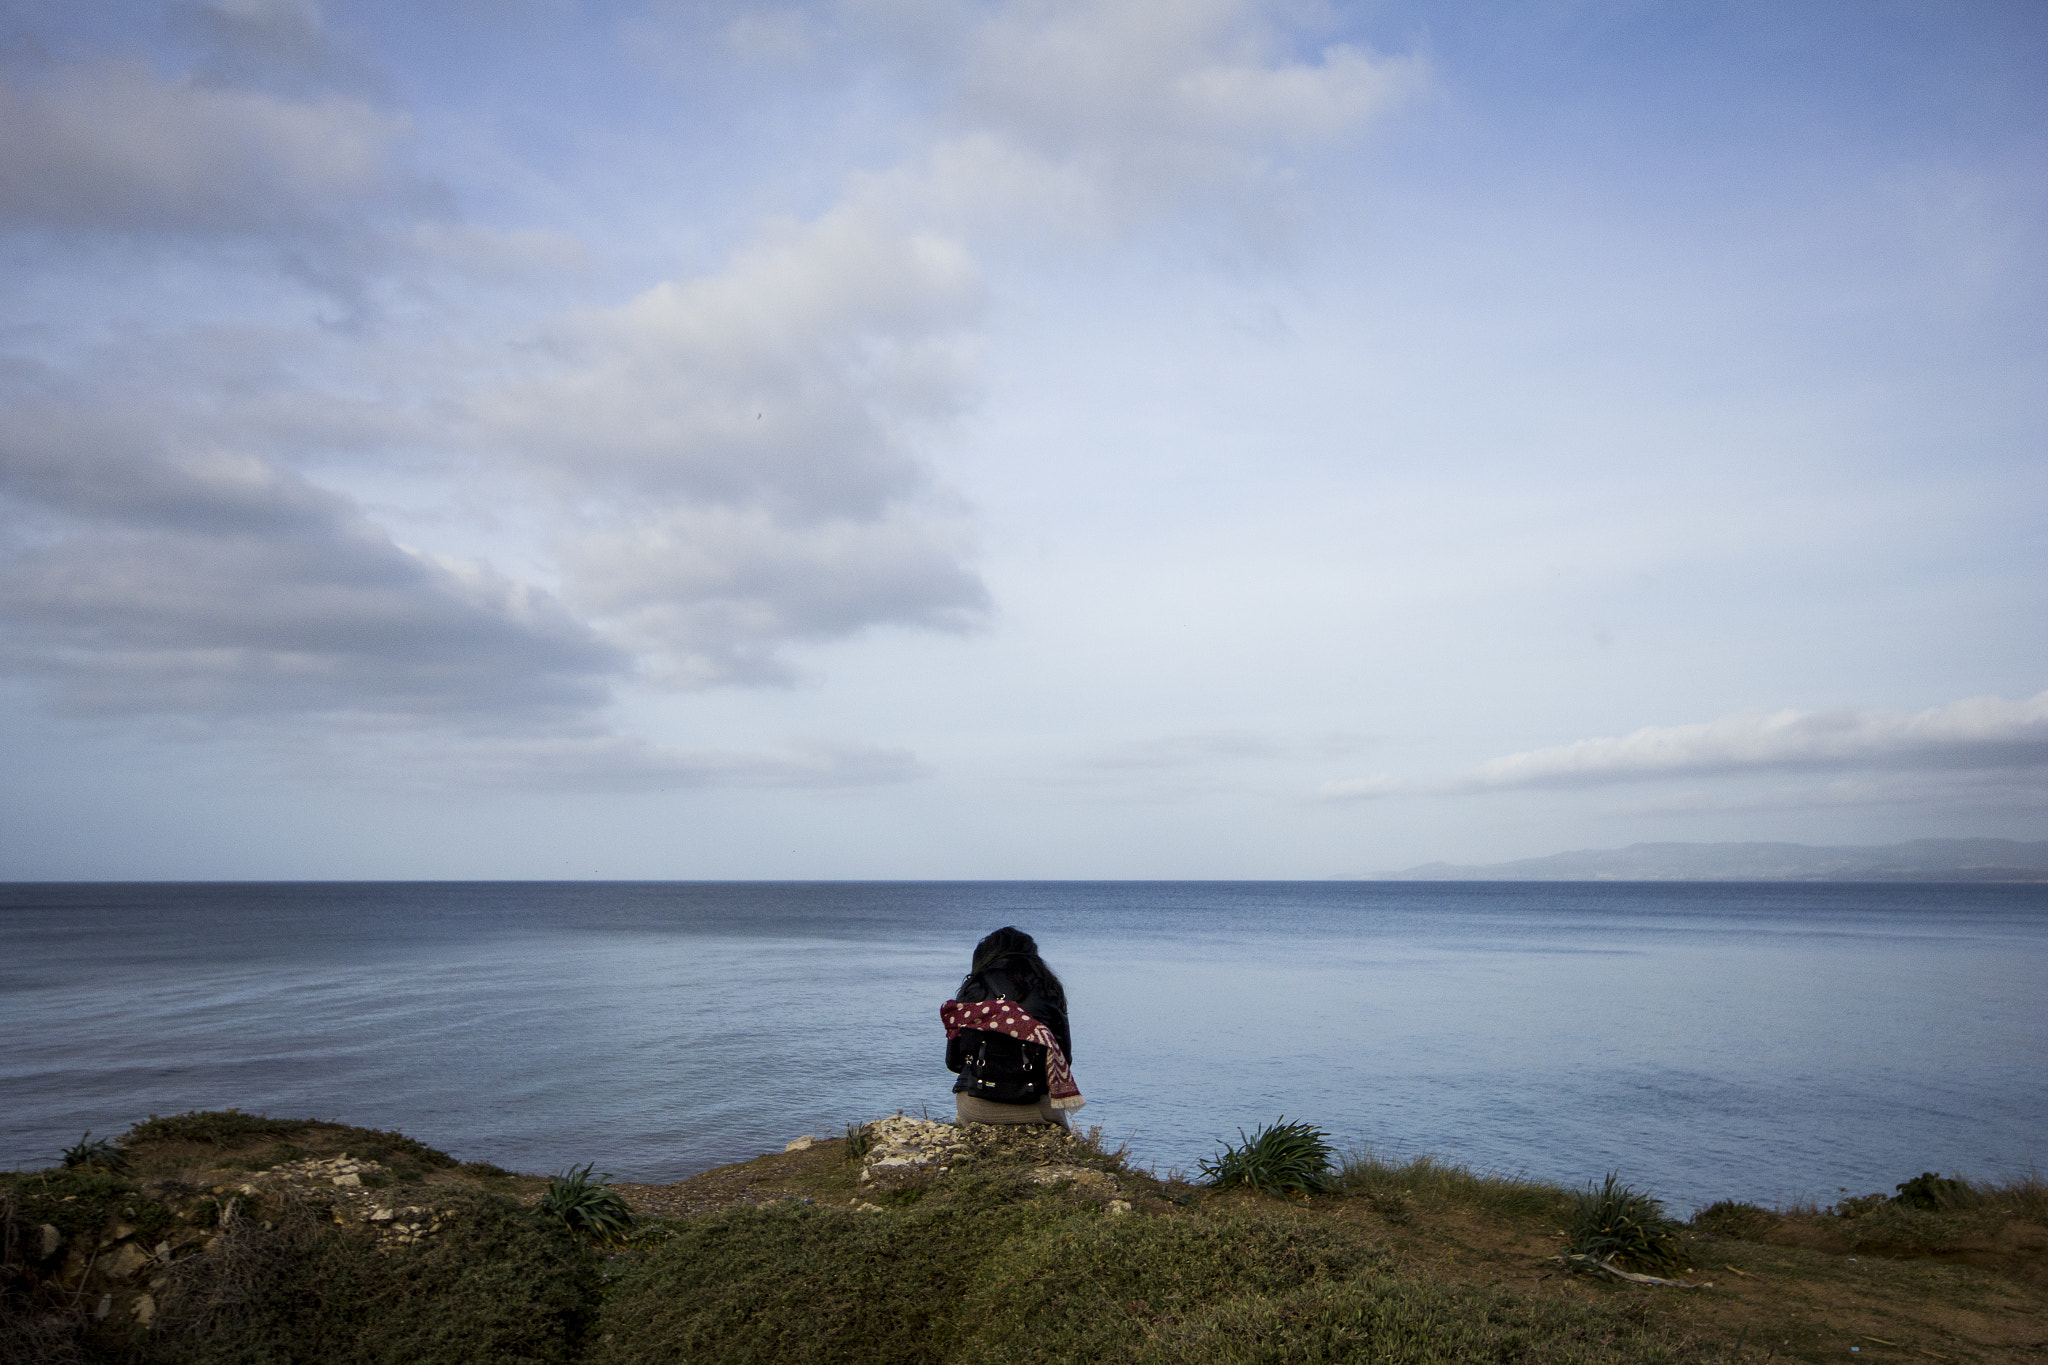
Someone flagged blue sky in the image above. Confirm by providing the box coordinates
[2,0,2043,878]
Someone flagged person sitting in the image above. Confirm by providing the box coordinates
[941,926,1084,1128]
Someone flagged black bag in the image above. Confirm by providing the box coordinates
[957,1028,1047,1104]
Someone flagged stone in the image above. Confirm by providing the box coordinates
[784,1135,815,1152]
[132,1294,155,1326]
[110,1223,136,1241]
[38,1224,60,1257]
[855,1116,970,1185]
[1024,1165,1117,1192]
[370,1208,394,1222]
[332,1173,362,1187]
[94,1294,112,1321]
[103,1243,151,1280]
[1106,1200,1133,1217]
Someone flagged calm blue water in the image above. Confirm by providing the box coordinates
[3,881,2043,1213]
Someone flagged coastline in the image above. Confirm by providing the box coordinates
[5,1108,2044,1364]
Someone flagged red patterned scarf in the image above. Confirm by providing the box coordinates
[940,998,1085,1111]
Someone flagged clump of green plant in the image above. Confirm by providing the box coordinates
[1199,1119,1334,1197]
[1892,1171,1974,1211]
[1566,1173,1684,1271]
[59,1131,128,1172]
[355,1126,459,1171]
[2,1168,175,1242]
[536,1164,634,1241]
[1692,1198,1777,1238]
[126,1109,303,1145]
[844,1121,874,1162]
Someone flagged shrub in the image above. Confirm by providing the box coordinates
[1566,1173,1683,1271]
[536,1164,634,1241]
[125,1110,302,1146]
[147,1191,597,1365]
[844,1121,873,1162]
[1692,1199,1776,1238]
[354,1127,459,1171]
[2,1168,172,1242]
[1199,1119,1334,1197]
[59,1132,129,1172]
[1892,1171,1973,1211]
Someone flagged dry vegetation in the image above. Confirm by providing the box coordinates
[4,1110,2044,1364]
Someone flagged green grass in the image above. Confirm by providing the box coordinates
[593,1181,1692,1365]
[1,1167,179,1242]
[60,1132,130,1172]
[24,1107,2036,1365]
[351,1127,460,1172]
[1565,1174,1684,1272]
[1337,1148,1573,1223]
[1198,1119,1334,1197]
[1695,1168,2048,1262]
[125,1110,308,1146]
[1689,1199,1775,1239]
[537,1164,634,1241]
[144,1192,596,1365]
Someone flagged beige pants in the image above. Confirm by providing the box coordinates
[955,1093,1071,1130]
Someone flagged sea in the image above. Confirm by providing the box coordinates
[3,880,2043,1214]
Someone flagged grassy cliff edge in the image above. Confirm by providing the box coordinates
[4,1110,2043,1364]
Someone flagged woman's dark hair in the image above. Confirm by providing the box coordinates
[964,925,1066,1009]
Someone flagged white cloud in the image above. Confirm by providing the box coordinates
[0,59,407,235]
[562,504,984,686]
[1465,692,2048,788]
[485,207,981,515]
[476,203,990,685]
[406,732,925,793]
[1320,691,2048,802]
[960,0,1418,173]
[0,0,1424,782]
[471,1,1419,687]
[0,394,620,720]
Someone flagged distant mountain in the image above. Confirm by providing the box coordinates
[1374,838,2048,882]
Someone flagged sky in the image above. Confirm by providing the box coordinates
[1,0,2044,879]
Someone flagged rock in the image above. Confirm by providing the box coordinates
[1107,1200,1133,1216]
[110,1223,136,1241]
[853,1202,885,1213]
[103,1243,151,1280]
[856,1116,969,1185]
[132,1293,155,1326]
[369,1208,394,1222]
[785,1135,816,1152]
[1025,1165,1118,1192]
[38,1224,60,1257]
[332,1173,362,1187]
[93,1293,112,1321]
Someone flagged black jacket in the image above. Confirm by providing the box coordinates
[944,957,1072,1090]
